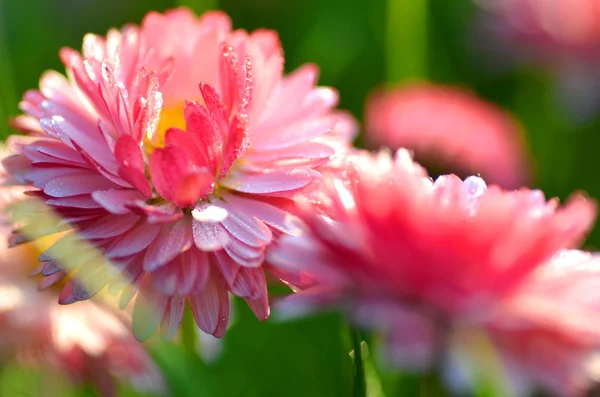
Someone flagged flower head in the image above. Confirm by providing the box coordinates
[365,84,530,188]
[268,149,597,393]
[4,8,355,340]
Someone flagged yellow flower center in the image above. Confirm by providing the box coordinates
[145,104,187,152]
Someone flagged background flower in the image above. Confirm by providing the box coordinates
[269,149,597,394]
[365,84,531,188]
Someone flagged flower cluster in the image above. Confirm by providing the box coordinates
[3,6,600,397]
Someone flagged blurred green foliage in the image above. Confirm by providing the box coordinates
[1,0,599,395]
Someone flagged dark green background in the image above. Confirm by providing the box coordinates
[0,0,597,395]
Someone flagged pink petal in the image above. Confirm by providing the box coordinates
[98,62,133,137]
[44,173,120,197]
[126,201,184,224]
[189,272,230,337]
[79,213,139,239]
[38,271,67,290]
[92,189,147,214]
[224,238,265,267]
[256,64,319,130]
[28,167,91,190]
[151,249,210,296]
[106,223,161,258]
[115,134,152,197]
[131,68,162,144]
[47,195,104,209]
[42,115,115,172]
[2,154,33,184]
[217,45,251,117]
[212,250,241,287]
[219,208,272,248]
[40,260,62,276]
[162,296,186,340]
[221,193,303,235]
[192,220,229,251]
[218,114,248,178]
[183,98,223,174]
[174,171,215,208]
[150,145,211,207]
[221,168,319,196]
[245,293,270,322]
[230,267,266,299]
[164,127,212,170]
[144,217,193,272]
[246,141,334,163]
[33,139,87,166]
[252,117,336,150]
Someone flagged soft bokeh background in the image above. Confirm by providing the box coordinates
[0,0,598,395]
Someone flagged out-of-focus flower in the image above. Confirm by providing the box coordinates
[0,152,164,397]
[3,8,355,340]
[365,84,530,188]
[477,249,600,396]
[474,0,600,121]
[268,149,597,395]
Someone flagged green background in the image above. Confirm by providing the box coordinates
[0,0,597,395]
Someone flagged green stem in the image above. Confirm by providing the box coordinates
[386,0,428,84]
[181,305,198,356]
[351,329,366,397]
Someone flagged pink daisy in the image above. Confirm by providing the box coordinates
[268,149,597,394]
[365,84,530,188]
[3,8,355,340]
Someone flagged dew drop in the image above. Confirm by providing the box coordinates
[463,176,487,199]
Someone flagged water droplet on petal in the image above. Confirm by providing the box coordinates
[463,176,487,199]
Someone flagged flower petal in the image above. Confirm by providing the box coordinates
[189,272,230,337]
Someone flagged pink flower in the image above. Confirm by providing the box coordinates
[268,149,597,394]
[365,84,530,188]
[0,283,166,397]
[0,158,164,397]
[474,0,600,121]
[478,0,600,61]
[4,8,355,340]
[480,249,600,396]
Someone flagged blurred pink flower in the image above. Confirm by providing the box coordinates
[475,0,600,121]
[477,249,600,396]
[268,149,597,394]
[3,8,355,340]
[477,0,600,60]
[365,84,530,188]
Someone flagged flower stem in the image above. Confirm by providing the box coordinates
[386,0,428,83]
[351,329,366,397]
[181,305,198,356]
